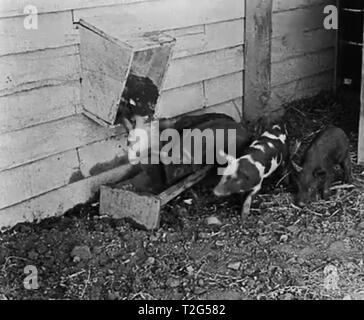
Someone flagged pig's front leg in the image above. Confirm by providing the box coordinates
[241,184,261,220]
[241,193,253,219]
[341,155,353,183]
[322,170,333,200]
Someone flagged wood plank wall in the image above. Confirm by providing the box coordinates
[270,0,337,110]
[0,0,246,229]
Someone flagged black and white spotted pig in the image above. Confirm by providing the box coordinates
[213,124,289,219]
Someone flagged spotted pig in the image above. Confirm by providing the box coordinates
[213,124,290,218]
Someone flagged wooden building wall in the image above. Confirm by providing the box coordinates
[270,0,336,108]
[0,0,337,229]
[0,0,245,229]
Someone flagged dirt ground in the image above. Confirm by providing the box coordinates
[1,92,364,300]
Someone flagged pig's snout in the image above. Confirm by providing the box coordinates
[295,200,306,208]
[213,181,229,197]
[294,194,308,208]
[213,186,224,197]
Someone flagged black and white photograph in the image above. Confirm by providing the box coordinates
[0,0,364,304]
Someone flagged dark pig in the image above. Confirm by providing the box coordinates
[213,124,290,218]
[294,126,352,206]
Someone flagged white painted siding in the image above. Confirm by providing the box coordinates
[0,0,245,229]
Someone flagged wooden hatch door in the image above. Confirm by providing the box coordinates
[78,15,175,127]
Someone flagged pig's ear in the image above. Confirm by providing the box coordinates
[219,150,236,164]
[291,161,303,173]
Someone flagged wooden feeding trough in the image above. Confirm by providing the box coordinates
[78,16,176,127]
[99,113,252,230]
[100,165,213,230]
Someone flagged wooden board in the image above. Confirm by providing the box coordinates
[78,135,128,177]
[0,114,125,172]
[0,81,80,134]
[190,98,243,123]
[244,0,273,121]
[74,0,245,31]
[0,45,80,96]
[171,19,244,59]
[156,71,244,119]
[0,11,79,56]
[273,0,334,12]
[0,150,79,209]
[100,165,212,230]
[272,4,331,37]
[272,28,336,63]
[79,26,133,124]
[0,164,133,231]
[204,72,243,107]
[271,48,334,86]
[0,0,150,18]
[156,82,205,118]
[271,70,334,109]
[163,45,244,90]
[0,131,130,209]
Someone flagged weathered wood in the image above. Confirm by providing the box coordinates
[0,131,131,209]
[0,11,79,56]
[74,0,245,30]
[271,70,334,108]
[79,26,133,124]
[272,28,335,63]
[165,25,204,38]
[100,165,212,230]
[159,165,213,206]
[156,82,205,118]
[0,45,80,96]
[0,114,125,172]
[156,71,244,119]
[164,45,244,90]
[0,164,133,231]
[0,81,80,134]
[190,98,244,123]
[0,150,79,209]
[272,4,330,37]
[272,48,334,86]
[273,0,334,12]
[79,19,175,125]
[0,0,150,18]
[78,135,128,177]
[100,185,161,230]
[205,71,243,107]
[171,19,245,59]
[244,0,273,121]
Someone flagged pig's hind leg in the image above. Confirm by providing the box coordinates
[341,154,353,183]
[321,169,334,200]
[280,151,292,186]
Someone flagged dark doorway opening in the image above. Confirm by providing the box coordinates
[336,0,364,164]
[337,0,364,92]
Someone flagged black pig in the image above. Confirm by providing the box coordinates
[214,124,290,218]
[294,126,352,206]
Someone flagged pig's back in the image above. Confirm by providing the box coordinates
[304,126,349,164]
